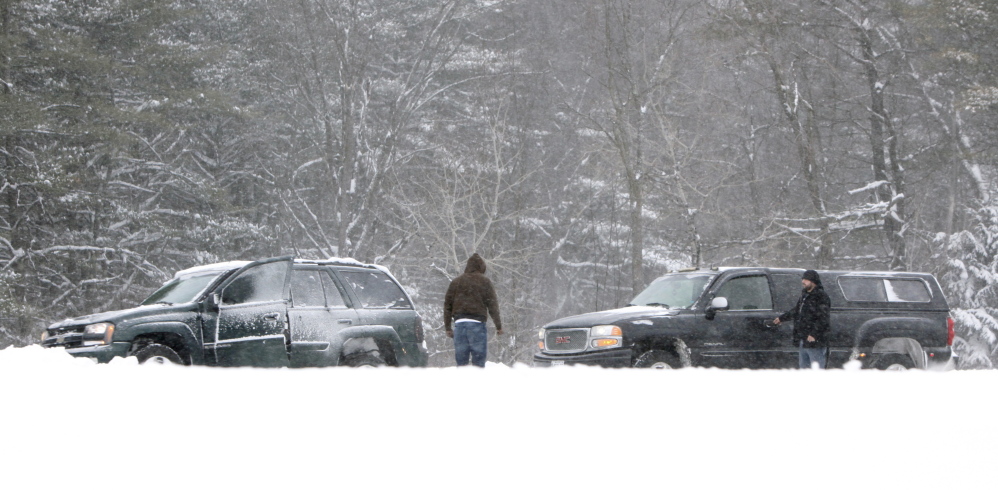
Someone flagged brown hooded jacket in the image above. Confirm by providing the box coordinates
[443,253,502,333]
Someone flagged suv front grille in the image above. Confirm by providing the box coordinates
[544,328,589,353]
[42,325,86,349]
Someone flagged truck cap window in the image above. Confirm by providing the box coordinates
[838,276,931,303]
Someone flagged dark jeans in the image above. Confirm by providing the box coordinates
[799,341,828,369]
[454,321,487,367]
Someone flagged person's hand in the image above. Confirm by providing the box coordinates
[496,328,504,335]
[773,318,781,325]
[446,329,453,338]
[807,335,815,342]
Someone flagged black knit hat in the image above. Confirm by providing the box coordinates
[802,269,821,284]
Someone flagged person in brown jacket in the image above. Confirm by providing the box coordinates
[444,253,503,367]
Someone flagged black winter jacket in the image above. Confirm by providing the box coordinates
[779,286,831,348]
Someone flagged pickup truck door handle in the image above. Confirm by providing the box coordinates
[263,313,281,321]
[337,319,352,325]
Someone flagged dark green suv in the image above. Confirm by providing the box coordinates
[41,257,427,367]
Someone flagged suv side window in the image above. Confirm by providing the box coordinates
[337,269,412,309]
[716,275,773,310]
[321,270,348,308]
[291,269,326,307]
[221,261,287,305]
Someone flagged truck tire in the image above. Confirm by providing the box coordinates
[343,352,386,368]
[875,353,914,371]
[133,344,185,365]
[633,350,681,369]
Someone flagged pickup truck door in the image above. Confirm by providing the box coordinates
[704,274,787,369]
[204,257,293,367]
[287,267,360,367]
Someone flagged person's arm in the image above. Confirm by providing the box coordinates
[774,298,798,325]
[815,292,832,337]
[443,281,456,337]
[484,279,503,334]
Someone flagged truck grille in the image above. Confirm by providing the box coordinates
[42,325,86,349]
[544,328,589,353]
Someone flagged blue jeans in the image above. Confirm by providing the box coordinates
[799,341,828,369]
[454,321,487,367]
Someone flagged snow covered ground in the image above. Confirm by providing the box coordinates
[1,345,992,490]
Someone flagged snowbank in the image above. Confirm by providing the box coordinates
[1,345,991,489]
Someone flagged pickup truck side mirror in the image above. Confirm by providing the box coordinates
[706,296,729,320]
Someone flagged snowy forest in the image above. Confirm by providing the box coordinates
[1,0,996,368]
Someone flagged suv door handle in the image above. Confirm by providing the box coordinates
[264,313,281,321]
[337,319,352,325]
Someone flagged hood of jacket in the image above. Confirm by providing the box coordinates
[464,253,487,274]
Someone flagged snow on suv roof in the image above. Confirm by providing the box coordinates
[174,261,252,278]
[173,257,381,279]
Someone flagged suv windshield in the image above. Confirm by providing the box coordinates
[630,273,714,309]
[142,272,225,305]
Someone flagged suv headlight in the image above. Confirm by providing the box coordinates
[590,325,622,349]
[82,322,115,346]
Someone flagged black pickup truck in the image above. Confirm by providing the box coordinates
[533,268,955,370]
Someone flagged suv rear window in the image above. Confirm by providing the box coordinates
[837,277,931,303]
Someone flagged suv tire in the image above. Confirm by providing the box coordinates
[875,353,914,371]
[343,352,386,368]
[134,344,185,365]
[633,350,681,369]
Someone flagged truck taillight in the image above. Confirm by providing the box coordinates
[947,317,955,346]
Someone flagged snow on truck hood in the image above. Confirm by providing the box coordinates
[544,305,679,328]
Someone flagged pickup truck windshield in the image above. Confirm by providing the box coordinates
[141,272,225,305]
[630,273,714,309]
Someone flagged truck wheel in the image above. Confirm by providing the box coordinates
[633,350,681,369]
[875,354,914,371]
[343,352,386,368]
[133,344,185,365]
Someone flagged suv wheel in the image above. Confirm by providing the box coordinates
[875,353,914,371]
[343,352,386,368]
[633,350,681,369]
[134,344,185,365]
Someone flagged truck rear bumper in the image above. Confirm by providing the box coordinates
[925,346,956,370]
[533,348,633,368]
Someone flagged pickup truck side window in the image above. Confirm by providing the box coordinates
[291,269,326,307]
[715,275,773,310]
[338,270,412,309]
[221,262,287,305]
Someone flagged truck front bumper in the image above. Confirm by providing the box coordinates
[533,348,633,368]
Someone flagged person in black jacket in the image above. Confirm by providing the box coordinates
[774,270,831,369]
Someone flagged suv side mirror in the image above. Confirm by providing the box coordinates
[206,292,221,310]
[706,296,729,320]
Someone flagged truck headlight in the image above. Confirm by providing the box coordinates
[590,325,622,349]
[591,325,622,337]
[83,322,115,346]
